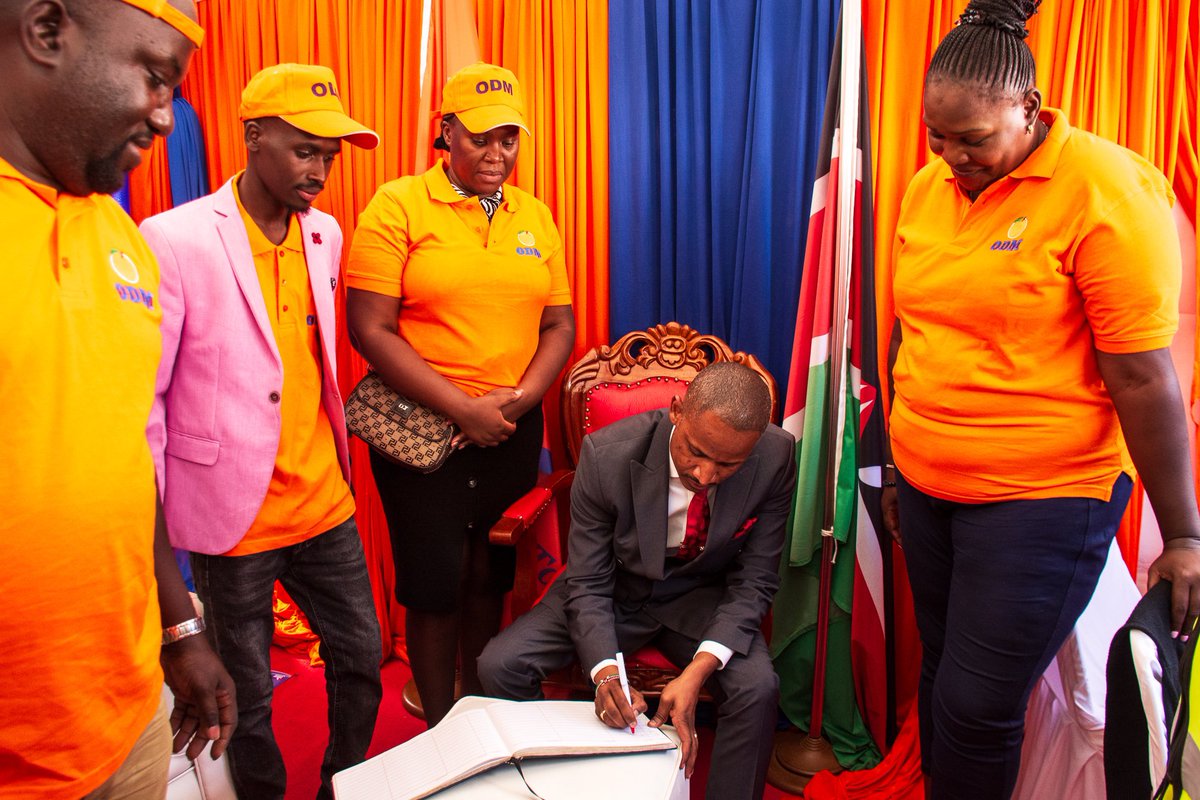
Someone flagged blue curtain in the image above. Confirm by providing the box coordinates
[608,0,839,394]
[113,177,131,212]
[166,88,210,206]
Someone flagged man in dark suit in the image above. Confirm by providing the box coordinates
[479,362,796,800]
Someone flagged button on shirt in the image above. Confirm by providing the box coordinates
[590,427,734,681]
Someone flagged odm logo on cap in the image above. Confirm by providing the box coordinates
[311,81,340,98]
[476,78,515,96]
[237,63,379,149]
[440,62,530,135]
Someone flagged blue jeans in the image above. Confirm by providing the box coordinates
[898,473,1132,800]
[191,517,382,800]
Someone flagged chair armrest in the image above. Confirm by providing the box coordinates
[490,469,575,547]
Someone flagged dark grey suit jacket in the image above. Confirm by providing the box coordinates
[549,408,797,672]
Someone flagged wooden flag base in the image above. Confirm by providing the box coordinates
[400,678,426,720]
[767,728,843,793]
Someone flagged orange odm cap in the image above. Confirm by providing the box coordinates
[117,0,205,47]
[238,64,379,149]
[440,62,529,135]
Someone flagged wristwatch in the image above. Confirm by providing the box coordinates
[882,464,897,488]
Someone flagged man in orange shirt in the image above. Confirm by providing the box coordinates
[0,2,236,799]
[141,64,382,800]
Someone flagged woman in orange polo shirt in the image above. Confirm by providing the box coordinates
[347,63,574,726]
[883,2,1200,797]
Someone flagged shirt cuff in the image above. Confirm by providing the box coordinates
[697,641,733,669]
[590,658,618,683]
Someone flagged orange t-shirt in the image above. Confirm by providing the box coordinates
[225,177,354,555]
[346,162,572,397]
[0,157,163,798]
[891,108,1180,502]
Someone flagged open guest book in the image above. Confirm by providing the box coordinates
[332,698,676,799]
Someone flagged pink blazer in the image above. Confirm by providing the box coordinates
[141,178,351,555]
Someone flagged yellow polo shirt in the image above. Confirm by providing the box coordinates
[0,157,163,798]
[226,176,353,555]
[891,108,1180,502]
[346,162,571,397]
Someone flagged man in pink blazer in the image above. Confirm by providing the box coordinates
[141,64,382,800]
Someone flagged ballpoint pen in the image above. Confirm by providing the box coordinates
[615,651,636,734]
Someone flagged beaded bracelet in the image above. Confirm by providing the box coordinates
[595,673,621,694]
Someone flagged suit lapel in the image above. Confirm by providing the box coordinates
[631,417,673,581]
[298,212,337,378]
[213,182,279,362]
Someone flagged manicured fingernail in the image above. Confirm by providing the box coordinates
[1173,631,1180,639]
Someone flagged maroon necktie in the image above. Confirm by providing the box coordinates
[676,487,710,560]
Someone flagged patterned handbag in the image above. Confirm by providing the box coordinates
[344,371,456,473]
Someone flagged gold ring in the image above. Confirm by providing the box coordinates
[600,709,608,721]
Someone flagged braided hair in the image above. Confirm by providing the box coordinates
[927,0,1042,98]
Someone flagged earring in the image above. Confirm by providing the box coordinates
[1026,122,1034,135]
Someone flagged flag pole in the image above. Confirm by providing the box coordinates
[769,0,862,787]
[807,0,861,756]
[815,0,862,734]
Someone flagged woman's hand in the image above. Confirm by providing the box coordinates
[454,388,523,446]
[1147,538,1200,639]
[882,486,901,546]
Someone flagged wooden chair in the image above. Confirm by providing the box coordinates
[489,321,778,697]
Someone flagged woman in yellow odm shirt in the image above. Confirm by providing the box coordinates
[347,63,575,727]
[884,1,1200,797]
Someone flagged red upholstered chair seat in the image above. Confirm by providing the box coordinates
[490,322,778,698]
[629,646,677,671]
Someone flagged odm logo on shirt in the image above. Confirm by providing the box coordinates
[109,248,155,310]
[990,216,1028,252]
[516,230,540,258]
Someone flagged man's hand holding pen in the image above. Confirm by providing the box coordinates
[594,665,646,734]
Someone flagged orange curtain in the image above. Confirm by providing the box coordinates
[127,0,610,661]
[412,0,482,173]
[866,0,1199,580]
[128,136,173,221]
